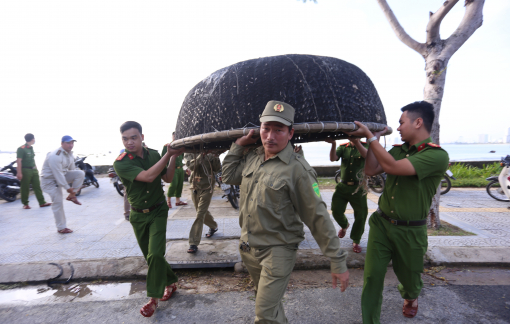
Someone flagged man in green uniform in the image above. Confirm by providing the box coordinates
[184,151,222,253]
[347,101,449,323]
[16,133,51,209]
[161,132,187,208]
[222,100,349,324]
[113,121,184,318]
[325,137,368,253]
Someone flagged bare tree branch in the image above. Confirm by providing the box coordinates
[426,0,459,44]
[443,0,485,57]
[376,0,426,55]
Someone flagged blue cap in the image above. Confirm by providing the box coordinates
[61,135,76,143]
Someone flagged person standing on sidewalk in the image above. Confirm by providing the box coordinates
[325,137,368,253]
[222,100,349,324]
[16,133,51,209]
[40,136,85,234]
[184,151,221,253]
[113,121,184,318]
[161,132,187,208]
[347,101,449,323]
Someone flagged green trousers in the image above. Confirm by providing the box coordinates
[167,168,184,198]
[189,189,218,246]
[361,212,428,324]
[331,183,368,244]
[130,203,178,298]
[241,244,298,324]
[20,168,46,206]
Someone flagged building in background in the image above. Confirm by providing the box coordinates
[507,128,510,143]
[478,134,489,144]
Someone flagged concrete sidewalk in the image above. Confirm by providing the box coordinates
[0,178,509,283]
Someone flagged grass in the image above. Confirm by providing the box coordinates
[318,177,337,188]
[427,221,475,236]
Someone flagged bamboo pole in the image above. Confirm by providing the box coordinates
[171,122,392,152]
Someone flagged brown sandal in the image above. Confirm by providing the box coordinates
[23,205,31,209]
[40,203,52,207]
[338,223,349,238]
[160,283,177,301]
[58,228,73,234]
[140,298,158,317]
[352,243,362,253]
[175,201,188,206]
[66,196,82,205]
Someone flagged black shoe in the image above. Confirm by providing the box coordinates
[205,227,218,238]
[187,245,198,253]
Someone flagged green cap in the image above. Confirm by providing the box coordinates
[259,100,295,126]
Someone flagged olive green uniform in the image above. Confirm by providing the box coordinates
[223,142,347,324]
[185,153,221,246]
[16,144,47,206]
[331,142,369,244]
[113,147,178,298]
[361,138,449,324]
[161,146,184,198]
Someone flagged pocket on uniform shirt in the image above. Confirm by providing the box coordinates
[257,174,286,210]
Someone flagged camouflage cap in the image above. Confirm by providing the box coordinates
[259,100,295,126]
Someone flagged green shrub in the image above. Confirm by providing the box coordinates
[449,162,502,179]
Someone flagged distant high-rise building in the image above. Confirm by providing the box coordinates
[478,134,489,143]
[507,127,510,143]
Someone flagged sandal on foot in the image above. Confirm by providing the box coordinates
[66,196,82,205]
[40,203,52,207]
[23,205,31,209]
[167,199,172,208]
[160,283,177,301]
[140,298,158,317]
[205,227,218,238]
[175,201,188,206]
[352,243,362,253]
[58,228,73,234]
[187,245,198,253]
[338,223,349,238]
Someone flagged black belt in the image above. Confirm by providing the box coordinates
[376,208,426,226]
[22,166,37,169]
[131,201,165,214]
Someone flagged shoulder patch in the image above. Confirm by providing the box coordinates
[427,143,441,148]
[339,142,350,146]
[392,144,402,147]
[312,182,321,197]
[419,142,441,152]
[21,145,26,149]
[56,150,61,156]
[116,152,127,161]
[128,153,134,160]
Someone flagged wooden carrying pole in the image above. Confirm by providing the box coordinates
[171,122,392,152]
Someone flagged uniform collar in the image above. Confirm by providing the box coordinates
[125,147,149,159]
[402,137,432,152]
[60,147,72,155]
[256,142,293,165]
[24,143,32,148]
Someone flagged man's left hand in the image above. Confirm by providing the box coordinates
[165,144,185,157]
[345,121,372,138]
[332,271,349,292]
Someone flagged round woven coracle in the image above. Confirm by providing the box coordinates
[172,54,392,151]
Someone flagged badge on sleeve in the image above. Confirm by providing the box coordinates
[312,182,320,197]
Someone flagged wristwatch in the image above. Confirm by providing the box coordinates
[367,136,378,144]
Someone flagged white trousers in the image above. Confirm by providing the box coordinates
[498,166,510,200]
[41,170,85,231]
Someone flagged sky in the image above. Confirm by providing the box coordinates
[1,0,509,156]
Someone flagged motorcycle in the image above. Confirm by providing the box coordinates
[486,155,510,202]
[0,161,21,202]
[334,170,386,194]
[108,167,125,197]
[440,164,457,195]
[74,156,99,196]
[215,171,240,210]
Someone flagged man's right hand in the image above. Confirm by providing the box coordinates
[16,173,22,181]
[235,129,259,147]
[332,270,349,292]
[165,144,185,157]
[325,138,336,145]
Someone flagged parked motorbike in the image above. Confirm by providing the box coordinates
[334,170,386,193]
[215,171,240,209]
[486,155,510,202]
[74,156,99,196]
[440,164,457,195]
[108,167,125,197]
[0,161,20,202]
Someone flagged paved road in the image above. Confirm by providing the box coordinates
[0,284,508,323]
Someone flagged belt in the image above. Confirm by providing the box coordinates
[176,166,182,169]
[376,208,426,226]
[22,166,37,169]
[131,201,165,214]
[344,181,360,186]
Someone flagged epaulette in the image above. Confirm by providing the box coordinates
[21,145,26,149]
[339,142,350,146]
[116,152,127,161]
[392,144,402,147]
[56,150,61,156]
[418,142,441,152]
[295,154,312,171]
